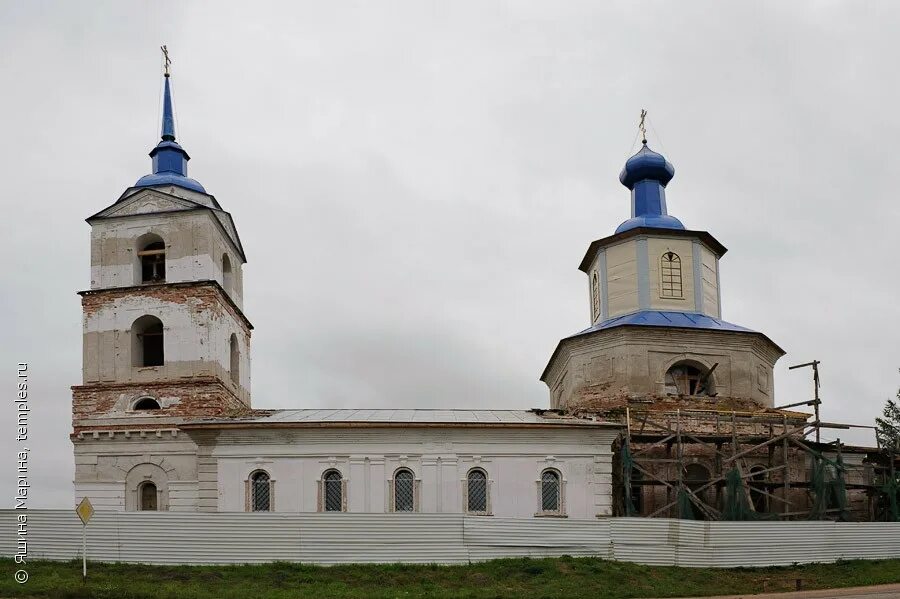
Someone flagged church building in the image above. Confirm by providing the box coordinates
[74,59,868,522]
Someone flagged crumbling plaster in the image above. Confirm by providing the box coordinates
[81,284,251,400]
[89,207,244,308]
[545,327,783,410]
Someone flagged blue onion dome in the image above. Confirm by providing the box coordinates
[134,74,207,194]
[619,144,675,189]
[615,142,684,234]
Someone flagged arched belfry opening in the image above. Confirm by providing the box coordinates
[137,233,166,283]
[132,315,164,367]
[664,360,717,397]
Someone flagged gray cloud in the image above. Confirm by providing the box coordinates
[1,1,898,507]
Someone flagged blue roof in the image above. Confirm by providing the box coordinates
[134,73,207,194]
[615,143,684,234]
[134,172,206,193]
[541,310,785,382]
[572,310,756,338]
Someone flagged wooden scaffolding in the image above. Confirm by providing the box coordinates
[618,406,894,521]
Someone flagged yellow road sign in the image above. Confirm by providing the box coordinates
[76,497,94,525]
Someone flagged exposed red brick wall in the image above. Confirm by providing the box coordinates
[80,280,252,336]
[72,378,250,433]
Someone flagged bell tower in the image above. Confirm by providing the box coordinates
[72,58,252,434]
[542,135,784,413]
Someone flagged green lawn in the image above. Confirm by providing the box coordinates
[5,557,900,599]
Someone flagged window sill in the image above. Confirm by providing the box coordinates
[534,512,567,518]
[466,512,493,517]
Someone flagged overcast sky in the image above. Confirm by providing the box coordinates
[2,1,898,508]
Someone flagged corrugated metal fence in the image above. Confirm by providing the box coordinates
[4,510,900,567]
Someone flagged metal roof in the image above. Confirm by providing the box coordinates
[182,409,618,429]
[575,310,755,336]
[541,310,785,382]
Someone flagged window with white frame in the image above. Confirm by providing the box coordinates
[591,271,601,321]
[660,251,683,298]
[539,469,563,515]
[247,470,273,512]
[321,469,345,512]
[392,468,416,512]
[466,468,489,514]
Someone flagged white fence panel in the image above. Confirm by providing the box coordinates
[4,511,900,567]
[464,517,611,561]
[297,513,468,564]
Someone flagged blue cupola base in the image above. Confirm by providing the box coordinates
[615,143,683,234]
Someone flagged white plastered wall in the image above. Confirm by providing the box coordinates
[208,427,618,518]
[72,431,200,512]
[605,240,638,318]
[700,245,721,318]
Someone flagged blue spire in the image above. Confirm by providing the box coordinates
[134,70,207,194]
[161,75,176,141]
[614,142,684,234]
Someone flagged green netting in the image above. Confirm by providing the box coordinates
[677,488,696,520]
[830,454,849,522]
[722,467,751,520]
[720,467,777,521]
[878,467,900,522]
[808,453,849,521]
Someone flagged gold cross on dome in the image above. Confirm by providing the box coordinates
[161,45,171,77]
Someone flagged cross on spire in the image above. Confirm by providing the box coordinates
[638,109,648,145]
[161,45,171,78]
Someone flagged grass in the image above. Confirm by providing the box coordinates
[3,557,900,599]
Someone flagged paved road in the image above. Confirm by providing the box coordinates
[673,583,900,599]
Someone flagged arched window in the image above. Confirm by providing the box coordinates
[393,469,415,512]
[684,463,711,519]
[664,361,716,396]
[660,251,683,298]
[250,470,272,512]
[138,235,166,283]
[138,481,158,511]
[229,334,240,385]
[132,315,164,367]
[540,469,562,514]
[322,470,344,512]
[133,397,161,410]
[466,469,488,514]
[591,271,601,321]
[222,253,233,294]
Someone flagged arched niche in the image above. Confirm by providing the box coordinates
[125,463,169,512]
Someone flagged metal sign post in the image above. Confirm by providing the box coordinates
[75,497,94,581]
